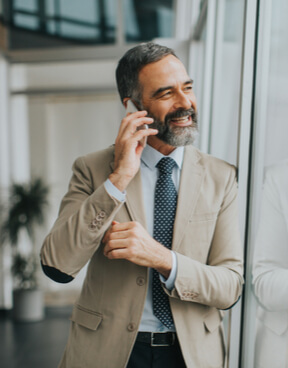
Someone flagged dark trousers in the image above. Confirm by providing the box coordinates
[127,339,186,368]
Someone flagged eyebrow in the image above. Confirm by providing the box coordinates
[151,79,194,98]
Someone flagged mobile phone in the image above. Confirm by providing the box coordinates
[126,100,148,147]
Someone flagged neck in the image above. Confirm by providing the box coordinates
[147,136,176,156]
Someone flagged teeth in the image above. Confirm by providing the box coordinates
[173,116,189,122]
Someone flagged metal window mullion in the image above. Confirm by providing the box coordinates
[55,0,61,36]
[116,0,125,46]
[239,0,273,367]
[208,0,224,156]
[198,0,217,154]
[38,0,46,32]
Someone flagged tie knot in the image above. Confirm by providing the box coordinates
[156,157,176,175]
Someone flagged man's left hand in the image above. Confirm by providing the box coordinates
[103,221,172,278]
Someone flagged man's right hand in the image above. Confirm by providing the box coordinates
[109,110,158,192]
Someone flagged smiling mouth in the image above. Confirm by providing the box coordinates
[170,115,191,126]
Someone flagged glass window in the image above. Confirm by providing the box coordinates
[14,0,37,12]
[242,0,288,366]
[59,0,96,23]
[59,23,100,40]
[208,0,245,165]
[11,0,117,44]
[14,14,39,30]
[7,0,176,49]
[124,0,175,42]
[57,0,116,43]
[45,0,55,16]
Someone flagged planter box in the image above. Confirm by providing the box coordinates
[13,289,44,322]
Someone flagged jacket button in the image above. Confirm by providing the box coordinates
[99,211,106,218]
[136,277,145,286]
[92,219,98,226]
[127,323,136,332]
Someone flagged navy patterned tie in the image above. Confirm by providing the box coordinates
[152,157,178,328]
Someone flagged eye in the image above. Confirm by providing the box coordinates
[184,85,193,92]
[159,91,172,99]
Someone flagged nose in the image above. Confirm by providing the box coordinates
[173,91,193,110]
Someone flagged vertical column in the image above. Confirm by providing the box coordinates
[198,0,217,153]
[9,94,32,256]
[0,55,12,309]
[10,95,31,183]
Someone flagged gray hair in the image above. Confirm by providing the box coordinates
[116,42,177,104]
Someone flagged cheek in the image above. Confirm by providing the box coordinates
[149,103,170,122]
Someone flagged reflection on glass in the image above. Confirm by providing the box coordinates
[12,0,117,44]
[209,0,245,164]
[10,0,175,45]
[253,161,288,368]
[249,0,288,367]
[124,0,174,42]
[14,0,37,12]
[59,0,96,23]
[14,14,39,30]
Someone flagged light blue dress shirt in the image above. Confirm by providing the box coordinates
[104,144,184,332]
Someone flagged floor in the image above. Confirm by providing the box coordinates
[0,306,72,368]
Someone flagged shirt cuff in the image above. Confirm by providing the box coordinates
[104,179,126,202]
[159,251,177,291]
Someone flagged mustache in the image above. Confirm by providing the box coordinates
[165,108,198,125]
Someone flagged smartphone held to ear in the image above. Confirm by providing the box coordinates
[126,100,148,147]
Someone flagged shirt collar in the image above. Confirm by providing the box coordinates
[141,143,184,171]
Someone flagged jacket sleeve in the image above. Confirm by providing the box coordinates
[40,156,124,280]
[167,166,244,309]
[253,167,288,311]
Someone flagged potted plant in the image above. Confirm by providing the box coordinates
[1,178,49,321]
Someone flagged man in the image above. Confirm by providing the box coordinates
[41,42,244,368]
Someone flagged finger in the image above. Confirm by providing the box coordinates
[102,221,119,243]
[110,221,130,232]
[118,111,149,136]
[134,127,158,142]
[103,239,127,256]
[105,248,129,260]
[110,221,139,233]
[109,229,130,240]
[119,117,154,141]
[125,110,148,118]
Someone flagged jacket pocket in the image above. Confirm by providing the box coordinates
[70,304,103,331]
[202,310,225,367]
[204,310,223,333]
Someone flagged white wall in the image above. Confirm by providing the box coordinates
[1,59,125,302]
[28,93,121,293]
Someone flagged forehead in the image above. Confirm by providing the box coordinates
[138,55,190,93]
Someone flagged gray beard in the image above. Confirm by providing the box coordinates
[150,121,198,146]
[148,110,199,147]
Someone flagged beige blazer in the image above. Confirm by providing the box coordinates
[41,145,244,368]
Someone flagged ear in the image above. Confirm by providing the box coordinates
[123,98,130,109]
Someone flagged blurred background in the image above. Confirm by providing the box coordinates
[0,0,288,367]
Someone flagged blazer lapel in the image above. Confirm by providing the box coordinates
[172,146,205,251]
[109,160,147,229]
